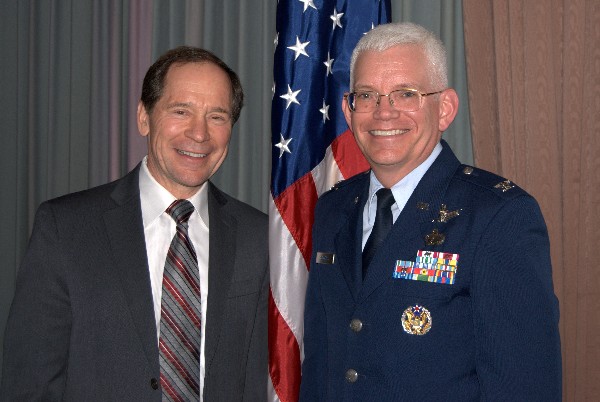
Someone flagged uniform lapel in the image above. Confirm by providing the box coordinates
[203,182,237,374]
[103,165,160,373]
[333,176,370,301]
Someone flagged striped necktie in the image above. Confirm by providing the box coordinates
[159,199,201,401]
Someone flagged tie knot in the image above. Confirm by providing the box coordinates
[166,199,195,224]
[375,188,395,210]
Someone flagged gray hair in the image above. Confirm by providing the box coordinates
[350,22,448,90]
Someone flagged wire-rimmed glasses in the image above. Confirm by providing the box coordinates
[345,88,444,113]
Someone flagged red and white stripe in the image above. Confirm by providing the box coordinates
[268,130,369,402]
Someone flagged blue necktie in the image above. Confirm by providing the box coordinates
[362,188,395,278]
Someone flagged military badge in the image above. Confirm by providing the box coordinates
[416,201,429,211]
[425,229,445,245]
[434,204,461,223]
[401,305,432,335]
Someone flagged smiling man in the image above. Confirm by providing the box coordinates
[1,47,268,401]
[299,23,561,401]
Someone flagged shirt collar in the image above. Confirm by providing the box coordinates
[139,156,210,229]
[367,142,443,217]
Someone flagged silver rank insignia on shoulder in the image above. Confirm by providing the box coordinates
[434,204,461,223]
[425,229,445,246]
[494,179,515,192]
[402,305,432,335]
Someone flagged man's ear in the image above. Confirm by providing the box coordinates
[438,89,459,132]
[342,94,353,129]
[137,101,150,137]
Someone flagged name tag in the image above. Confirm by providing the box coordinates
[316,252,335,265]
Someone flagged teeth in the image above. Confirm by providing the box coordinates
[178,150,207,157]
[369,129,408,136]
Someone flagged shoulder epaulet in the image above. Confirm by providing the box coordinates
[456,165,527,198]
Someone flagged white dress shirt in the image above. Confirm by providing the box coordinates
[362,142,443,249]
[139,156,210,399]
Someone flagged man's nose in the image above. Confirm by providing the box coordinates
[374,94,400,119]
[186,117,209,141]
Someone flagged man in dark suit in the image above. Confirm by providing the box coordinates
[300,23,561,401]
[1,46,268,401]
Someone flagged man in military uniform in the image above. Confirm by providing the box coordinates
[299,22,561,401]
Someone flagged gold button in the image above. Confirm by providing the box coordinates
[345,369,358,383]
[349,318,363,332]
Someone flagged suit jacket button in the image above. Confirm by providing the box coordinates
[150,378,159,390]
[349,318,363,332]
[345,369,358,383]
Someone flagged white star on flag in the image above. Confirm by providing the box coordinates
[319,100,330,123]
[330,8,344,29]
[280,85,301,109]
[275,134,293,157]
[287,36,310,60]
[324,52,334,76]
[299,0,317,12]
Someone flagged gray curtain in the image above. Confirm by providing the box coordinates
[0,0,469,380]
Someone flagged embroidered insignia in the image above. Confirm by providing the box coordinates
[416,201,429,210]
[425,229,445,246]
[494,179,515,192]
[434,204,461,223]
[329,180,343,191]
[393,249,459,285]
[402,305,432,335]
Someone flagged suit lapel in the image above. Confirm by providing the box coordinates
[103,166,159,373]
[203,182,237,373]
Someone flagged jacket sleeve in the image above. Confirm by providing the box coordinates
[472,195,562,400]
[1,202,71,401]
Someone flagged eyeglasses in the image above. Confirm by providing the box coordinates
[345,88,444,113]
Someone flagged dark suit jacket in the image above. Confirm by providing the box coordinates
[300,141,561,401]
[1,165,268,401]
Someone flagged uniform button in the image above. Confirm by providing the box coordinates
[349,318,363,332]
[150,378,159,390]
[345,369,358,383]
[463,166,474,175]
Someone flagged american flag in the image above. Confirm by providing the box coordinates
[268,1,391,401]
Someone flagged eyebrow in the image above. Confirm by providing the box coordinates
[354,83,418,91]
[166,102,231,115]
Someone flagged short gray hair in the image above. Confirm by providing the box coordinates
[350,22,448,90]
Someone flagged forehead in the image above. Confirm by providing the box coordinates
[354,45,430,88]
[161,62,232,104]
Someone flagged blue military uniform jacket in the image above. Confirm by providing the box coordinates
[300,140,561,401]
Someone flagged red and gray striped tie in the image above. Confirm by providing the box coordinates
[159,200,201,401]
